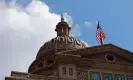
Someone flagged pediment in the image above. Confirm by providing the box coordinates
[60,44,133,64]
[82,52,132,64]
[80,44,133,64]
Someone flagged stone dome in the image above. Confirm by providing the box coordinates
[37,36,88,57]
[36,14,88,58]
[28,14,88,73]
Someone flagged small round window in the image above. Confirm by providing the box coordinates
[105,54,116,61]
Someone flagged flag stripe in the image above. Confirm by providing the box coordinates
[96,23,106,44]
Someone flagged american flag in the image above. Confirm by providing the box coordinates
[96,21,106,44]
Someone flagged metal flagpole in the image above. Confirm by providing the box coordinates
[100,31,104,45]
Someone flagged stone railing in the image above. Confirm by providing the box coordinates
[5,71,76,80]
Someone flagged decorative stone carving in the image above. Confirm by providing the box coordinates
[76,40,81,45]
[68,37,73,43]
[36,36,88,58]
[77,70,88,80]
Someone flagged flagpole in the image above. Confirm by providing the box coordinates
[100,32,104,45]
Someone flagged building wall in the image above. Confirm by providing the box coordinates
[58,63,133,80]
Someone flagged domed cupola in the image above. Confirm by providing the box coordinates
[36,14,88,58]
[55,14,71,36]
[28,14,88,74]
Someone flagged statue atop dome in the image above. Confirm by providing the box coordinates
[61,14,64,21]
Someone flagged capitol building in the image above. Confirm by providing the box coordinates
[5,15,133,80]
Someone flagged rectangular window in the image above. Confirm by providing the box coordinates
[103,73,112,80]
[90,72,101,80]
[69,68,73,76]
[114,74,125,80]
[126,76,133,80]
[62,67,66,75]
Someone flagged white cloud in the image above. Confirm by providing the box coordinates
[84,21,95,28]
[0,0,72,79]
[0,76,4,80]
[71,24,81,36]
[81,40,89,47]
[63,13,73,26]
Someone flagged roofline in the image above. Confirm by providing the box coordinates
[58,43,132,54]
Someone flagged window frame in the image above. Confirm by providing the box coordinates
[62,67,67,75]
[69,68,73,76]
[59,64,76,79]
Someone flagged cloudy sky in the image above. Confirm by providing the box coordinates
[0,0,133,79]
[0,0,73,79]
